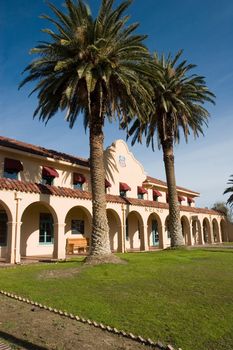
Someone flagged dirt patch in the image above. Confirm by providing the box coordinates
[0,295,154,350]
[38,266,83,280]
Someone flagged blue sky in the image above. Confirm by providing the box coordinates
[1,0,233,207]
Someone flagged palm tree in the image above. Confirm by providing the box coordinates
[19,0,154,261]
[223,176,233,207]
[125,51,215,247]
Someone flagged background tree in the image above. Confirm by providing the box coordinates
[125,51,215,247]
[212,201,232,222]
[19,0,154,261]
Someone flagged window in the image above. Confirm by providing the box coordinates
[73,182,83,190]
[41,167,59,186]
[73,173,86,190]
[119,183,131,197]
[41,176,54,186]
[120,190,127,198]
[71,220,84,235]
[137,186,147,200]
[3,170,18,180]
[126,218,129,241]
[4,158,23,180]
[39,213,54,244]
[153,195,158,202]
[153,190,162,202]
[0,211,7,246]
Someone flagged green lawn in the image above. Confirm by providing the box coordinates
[0,249,233,350]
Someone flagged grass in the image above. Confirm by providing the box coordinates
[0,249,233,350]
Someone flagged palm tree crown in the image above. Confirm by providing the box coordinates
[224,175,233,207]
[127,50,215,149]
[20,0,153,127]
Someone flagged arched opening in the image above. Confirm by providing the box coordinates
[212,219,220,243]
[20,202,58,259]
[126,211,143,251]
[220,219,228,242]
[181,216,191,245]
[147,213,163,249]
[192,218,202,245]
[203,218,211,244]
[107,209,121,252]
[0,201,12,261]
[65,206,92,253]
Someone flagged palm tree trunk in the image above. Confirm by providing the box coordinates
[88,114,111,256]
[162,140,184,247]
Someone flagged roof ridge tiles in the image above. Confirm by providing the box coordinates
[0,135,89,167]
[0,178,221,216]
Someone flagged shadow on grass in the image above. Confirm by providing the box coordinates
[0,330,49,350]
[200,249,233,254]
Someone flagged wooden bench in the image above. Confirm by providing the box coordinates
[66,237,90,254]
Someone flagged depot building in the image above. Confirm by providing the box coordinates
[0,136,229,264]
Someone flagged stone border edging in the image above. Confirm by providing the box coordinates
[0,290,179,350]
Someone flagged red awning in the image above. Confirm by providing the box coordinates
[153,189,162,197]
[4,158,23,172]
[138,186,148,195]
[120,182,131,191]
[105,179,112,188]
[42,166,59,178]
[188,197,195,203]
[73,173,86,184]
[178,195,185,202]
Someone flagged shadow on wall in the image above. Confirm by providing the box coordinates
[104,147,118,183]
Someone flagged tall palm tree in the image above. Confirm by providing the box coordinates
[223,175,233,207]
[125,51,215,247]
[19,0,154,261]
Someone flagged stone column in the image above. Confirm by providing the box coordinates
[53,223,66,260]
[15,221,22,263]
[6,221,16,264]
[208,222,214,244]
[140,223,149,251]
[117,224,124,253]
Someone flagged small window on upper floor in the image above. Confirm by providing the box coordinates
[119,182,131,197]
[73,173,86,190]
[4,158,23,180]
[41,166,59,186]
[153,189,162,202]
[137,186,147,200]
[178,195,185,205]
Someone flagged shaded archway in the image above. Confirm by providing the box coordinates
[107,209,121,252]
[20,201,58,259]
[0,201,12,261]
[192,218,202,245]
[126,211,143,251]
[203,218,211,244]
[65,206,92,251]
[220,219,228,242]
[212,219,220,243]
[181,216,191,246]
[147,213,163,249]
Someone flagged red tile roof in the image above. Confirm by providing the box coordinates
[0,178,220,216]
[0,136,89,168]
[144,176,200,196]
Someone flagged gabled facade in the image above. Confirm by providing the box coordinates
[0,136,228,264]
